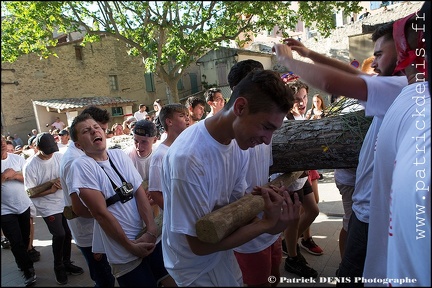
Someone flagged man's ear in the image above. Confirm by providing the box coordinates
[74,141,82,150]
[233,97,248,116]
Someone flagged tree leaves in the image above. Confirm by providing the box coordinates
[2,1,362,102]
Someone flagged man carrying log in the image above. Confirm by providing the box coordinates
[23,133,84,285]
[160,69,301,286]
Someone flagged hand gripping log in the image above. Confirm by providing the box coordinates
[26,177,60,197]
[195,171,304,244]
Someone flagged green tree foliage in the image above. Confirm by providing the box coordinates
[1,1,361,102]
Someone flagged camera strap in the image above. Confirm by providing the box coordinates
[100,156,130,207]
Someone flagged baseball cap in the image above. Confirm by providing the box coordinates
[132,120,157,137]
[59,129,69,136]
[28,135,36,146]
[36,133,59,154]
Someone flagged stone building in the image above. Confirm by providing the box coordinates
[1,35,201,139]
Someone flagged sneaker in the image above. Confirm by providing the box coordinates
[284,256,318,278]
[283,240,309,264]
[54,266,68,285]
[64,261,84,276]
[300,237,324,255]
[28,247,40,262]
[23,267,36,286]
[1,237,11,249]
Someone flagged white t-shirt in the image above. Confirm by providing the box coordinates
[234,141,280,253]
[351,75,408,223]
[23,152,65,217]
[148,143,169,193]
[122,145,154,181]
[59,142,94,248]
[134,110,148,121]
[69,149,144,265]
[364,82,431,286]
[334,168,357,186]
[52,121,66,130]
[1,153,32,215]
[161,120,248,286]
[123,144,162,244]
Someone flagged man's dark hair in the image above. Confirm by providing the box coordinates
[371,21,394,42]
[185,96,206,109]
[70,113,93,142]
[227,59,264,90]
[204,88,223,102]
[287,80,309,95]
[225,69,294,115]
[159,103,189,131]
[81,106,111,124]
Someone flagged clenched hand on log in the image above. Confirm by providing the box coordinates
[195,171,303,244]
[26,177,61,197]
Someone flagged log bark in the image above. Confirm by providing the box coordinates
[270,110,372,174]
[26,177,60,197]
[195,171,303,244]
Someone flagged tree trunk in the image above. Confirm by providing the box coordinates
[270,110,372,174]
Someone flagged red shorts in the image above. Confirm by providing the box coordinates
[234,236,282,285]
[308,169,320,182]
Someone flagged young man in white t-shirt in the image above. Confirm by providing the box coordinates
[133,104,148,121]
[364,13,430,286]
[50,117,66,130]
[148,103,190,210]
[68,113,159,287]
[204,88,225,119]
[23,133,84,285]
[273,18,410,285]
[123,119,177,287]
[60,106,115,287]
[1,135,36,287]
[161,69,301,286]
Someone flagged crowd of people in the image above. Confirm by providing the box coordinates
[1,3,430,287]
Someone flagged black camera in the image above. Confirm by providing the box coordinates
[115,182,134,203]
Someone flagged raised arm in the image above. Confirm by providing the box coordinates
[273,44,368,102]
[284,38,365,75]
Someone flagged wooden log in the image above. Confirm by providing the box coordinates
[270,110,372,174]
[195,171,303,244]
[26,177,60,197]
[63,205,79,220]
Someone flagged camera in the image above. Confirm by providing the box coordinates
[115,182,134,203]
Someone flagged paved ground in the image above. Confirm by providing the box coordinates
[2,170,344,287]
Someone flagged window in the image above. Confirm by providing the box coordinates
[144,73,155,92]
[75,46,83,60]
[109,75,118,91]
[177,79,184,90]
[217,63,228,85]
[111,107,123,116]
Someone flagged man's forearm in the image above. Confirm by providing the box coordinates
[307,49,364,75]
[135,187,157,235]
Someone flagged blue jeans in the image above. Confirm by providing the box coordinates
[336,212,369,287]
[1,207,33,272]
[116,242,169,287]
[77,246,115,287]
